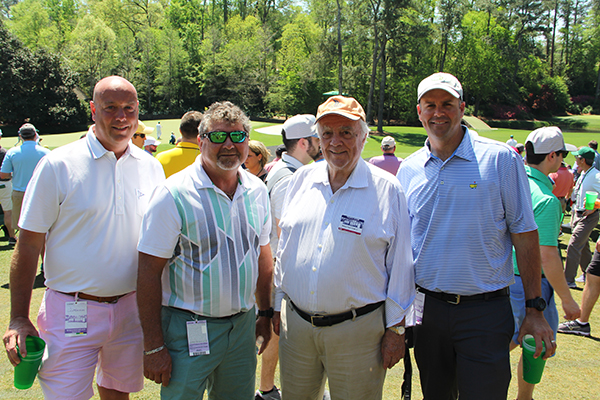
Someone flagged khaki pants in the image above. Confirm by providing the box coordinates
[11,190,25,230]
[279,297,386,400]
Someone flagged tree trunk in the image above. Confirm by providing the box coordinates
[366,0,381,125]
[377,37,387,134]
[550,0,557,76]
[336,0,343,95]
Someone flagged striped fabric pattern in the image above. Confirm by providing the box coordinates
[397,128,537,295]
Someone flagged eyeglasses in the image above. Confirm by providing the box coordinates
[203,130,248,144]
[133,133,146,139]
[558,151,569,158]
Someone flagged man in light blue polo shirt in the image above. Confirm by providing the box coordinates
[0,123,50,232]
[397,72,555,400]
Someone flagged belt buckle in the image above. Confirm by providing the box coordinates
[448,294,461,305]
[310,314,323,327]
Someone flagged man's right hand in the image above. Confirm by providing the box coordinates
[144,348,172,386]
[562,298,581,321]
[3,316,39,366]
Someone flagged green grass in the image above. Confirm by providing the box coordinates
[1,117,600,398]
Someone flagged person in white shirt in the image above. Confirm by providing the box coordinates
[2,76,165,400]
[506,135,518,147]
[273,96,414,400]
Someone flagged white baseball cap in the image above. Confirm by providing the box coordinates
[283,114,318,140]
[525,126,577,154]
[381,136,396,149]
[417,72,463,102]
[144,136,161,146]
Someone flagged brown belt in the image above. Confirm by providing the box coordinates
[60,291,129,304]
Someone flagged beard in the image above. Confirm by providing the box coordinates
[216,152,243,170]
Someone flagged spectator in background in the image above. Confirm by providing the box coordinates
[565,147,600,288]
[132,121,154,149]
[265,144,286,173]
[155,121,162,140]
[0,123,50,234]
[246,140,271,182]
[156,111,202,178]
[368,136,403,175]
[144,136,160,156]
[169,132,176,145]
[588,140,600,170]
[0,130,17,245]
[549,161,575,213]
[506,134,518,147]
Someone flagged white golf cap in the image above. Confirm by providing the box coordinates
[381,136,396,149]
[144,136,160,146]
[525,126,577,154]
[283,114,318,140]
[417,72,463,102]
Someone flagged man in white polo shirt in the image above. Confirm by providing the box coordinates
[3,76,165,400]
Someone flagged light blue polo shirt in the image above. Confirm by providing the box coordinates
[397,127,537,295]
[0,141,50,191]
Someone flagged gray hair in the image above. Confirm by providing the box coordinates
[199,101,251,135]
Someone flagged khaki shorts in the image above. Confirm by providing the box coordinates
[0,181,12,211]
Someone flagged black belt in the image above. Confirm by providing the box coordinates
[290,300,384,327]
[0,178,10,182]
[417,286,509,305]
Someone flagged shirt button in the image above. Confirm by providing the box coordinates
[330,199,334,204]
[312,267,317,271]
[310,291,314,295]
[440,181,444,185]
[318,244,322,249]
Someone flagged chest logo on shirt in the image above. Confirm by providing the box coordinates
[469,181,478,189]
[338,214,364,235]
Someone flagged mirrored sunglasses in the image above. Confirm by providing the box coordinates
[203,130,248,144]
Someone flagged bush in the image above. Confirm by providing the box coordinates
[583,105,594,115]
[488,104,532,120]
[485,119,549,130]
[572,95,595,107]
[527,76,572,117]
[567,103,582,115]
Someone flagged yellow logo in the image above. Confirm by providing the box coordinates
[469,182,477,189]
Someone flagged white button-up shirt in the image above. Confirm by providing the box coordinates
[274,159,414,327]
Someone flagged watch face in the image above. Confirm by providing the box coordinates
[527,297,547,311]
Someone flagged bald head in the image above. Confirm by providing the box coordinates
[90,76,139,158]
[93,76,137,103]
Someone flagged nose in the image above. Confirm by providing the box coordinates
[114,107,127,120]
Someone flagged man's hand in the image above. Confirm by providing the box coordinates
[143,348,172,386]
[517,311,557,360]
[255,316,272,355]
[3,316,39,366]
[562,298,581,321]
[272,311,281,336]
[381,328,405,369]
[583,209,595,217]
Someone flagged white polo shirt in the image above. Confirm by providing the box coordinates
[20,127,165,296]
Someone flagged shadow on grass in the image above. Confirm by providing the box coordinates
[1,271,45,290]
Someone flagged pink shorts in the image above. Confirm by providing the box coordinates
[37,289,144,400]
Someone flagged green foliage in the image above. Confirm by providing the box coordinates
[0,21,88,129]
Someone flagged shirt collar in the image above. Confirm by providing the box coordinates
[423,125,476,166]
[313,158,369,190]
[281,152,305,170]
[525,165,553,191]
[87,125,138,160]
[176,141,199,149]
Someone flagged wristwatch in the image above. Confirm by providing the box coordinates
[388,325,406,336]
[525,297,547,311]
[258,307,274,318]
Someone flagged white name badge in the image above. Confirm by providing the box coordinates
[338,214,364,235]
[413,291,425,325]
[65,301,88,337]
[186,320,210,356]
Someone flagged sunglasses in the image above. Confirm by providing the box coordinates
[203,130,248,144]
[133,133,146,139]
[558,151,569,158]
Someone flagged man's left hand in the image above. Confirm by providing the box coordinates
[255,316,272,355]
[517,311,557,360]
[381,328,405,369]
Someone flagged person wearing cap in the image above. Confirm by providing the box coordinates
[549,161,575,213]
[564,146,600,288]
[256,114,321,400]
[144,136,160,155]
[132,121,154,148]
[508,126,580,400]
[0,130,17,245]
[506,134,518,147]
[2,76,165,399]
[155,121,162,140]
[0,123,50,235]
[156,111,202,178]
[368,136,403,175]
[137,101,273,399]
[397,72,555,400]
[273,96,414,400]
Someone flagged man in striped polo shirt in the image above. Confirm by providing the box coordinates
[137,101,273,399]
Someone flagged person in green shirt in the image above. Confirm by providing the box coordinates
[509,126,581,400]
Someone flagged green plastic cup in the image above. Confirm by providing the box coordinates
[522,334,546,384]
[585,191,598,210]
[14,336,46,390]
